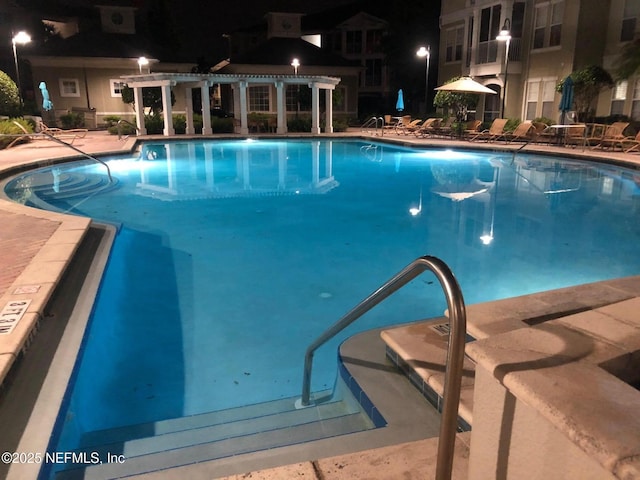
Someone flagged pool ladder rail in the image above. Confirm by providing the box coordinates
[301,255,467,480]
[360,116,385,136]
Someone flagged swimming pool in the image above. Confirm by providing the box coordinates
[5,138,640,465]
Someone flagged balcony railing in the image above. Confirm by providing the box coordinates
[475,38,522,65]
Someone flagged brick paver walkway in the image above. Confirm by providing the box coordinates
[0,210,60,297]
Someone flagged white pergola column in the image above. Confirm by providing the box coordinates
[238,81,249,135]
[201,82,213,135]
[133,86,146,135]
[310,83,320,134]
[161,83,175,136]
[275,80,287,134]
[185,87,194,135]
[324,88,333,133]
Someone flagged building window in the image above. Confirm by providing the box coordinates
[621,0,640,42]
[249,85,269,111]
[477,4,501,64]
[286,85,298,111]
[525,81,540,120]
[631,79,640,120]
[364,59,382,87]
[533,1,564,49]
[110,79,126,97]
[445,26,464,63]
[541,80,556,119]
[346,30,362,54]
[365,29,383,54]
[525,79,558,120]
[59,78,80,97]
[611,80,628,116]
[325,32,341,53]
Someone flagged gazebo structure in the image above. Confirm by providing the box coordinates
[120,73,341,137]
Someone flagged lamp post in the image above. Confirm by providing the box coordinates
[416,46,430,114]
[496,19,511,118]
[291,58,300,116]
[137,56,149,74]
[12,31,31,99]
[291,58,300,76]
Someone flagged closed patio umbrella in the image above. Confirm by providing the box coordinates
[39,81,53,111]
[559,76,574,124]
[396,89,404,112]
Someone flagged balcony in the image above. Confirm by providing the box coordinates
[469,37,522,77]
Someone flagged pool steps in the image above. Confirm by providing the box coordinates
[379,277,640,433]
[53,385,374,479]
[8,171,119,213]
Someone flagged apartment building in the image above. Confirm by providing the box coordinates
[439,0,638,123]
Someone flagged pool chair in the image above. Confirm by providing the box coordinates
[37,120,88,140]
[433,117,455,137]
[463,120,482,138]
[469,118,508,142]
[618,131,640,153]
[590,122,630,150]
[503,121,535,143]
[413,118,441,138]
[396,118,423,135]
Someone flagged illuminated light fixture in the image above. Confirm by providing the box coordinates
[12,31,31,98]
[416,46,431,113]
[496,19,511,118]
[291,58,300,75]
[137,56,149,73]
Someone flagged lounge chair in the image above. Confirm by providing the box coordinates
[37,120,88,139]
[433,117,454,137]
[396,118,422,135]
[615,130,640,153]
[469,118,508,142]
[563,125,587,148]
[463,120,482,138]
[591,122,630,150]
[413,118,441,138]
[503,121,535,143]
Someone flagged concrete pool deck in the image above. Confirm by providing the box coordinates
[0,129,639,479]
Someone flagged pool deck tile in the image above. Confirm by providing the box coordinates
[2,130,640,479]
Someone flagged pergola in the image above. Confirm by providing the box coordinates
[119,73,341,136]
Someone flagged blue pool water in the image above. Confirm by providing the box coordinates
[5,138,640,444]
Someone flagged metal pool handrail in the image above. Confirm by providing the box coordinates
[40,132,113,183]
[300,255,467,480]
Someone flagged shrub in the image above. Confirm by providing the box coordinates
[145,115,163,134]
[60,111,85,129]
[533,116,554,126]
[211,117,234,133]
[0,71,21,117]
[0,118,32,149]
[504,118,521,133]
[103,115,121,128]
[288,115,311,132]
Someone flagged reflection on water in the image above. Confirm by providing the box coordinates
[133,140,339,200]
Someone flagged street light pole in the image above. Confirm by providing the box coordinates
[496,19,511,119]
[416,46,430,114]
[11,31,31,100]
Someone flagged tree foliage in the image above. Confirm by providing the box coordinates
[433,76,480,114]
[0,71,22,117]
[556,66,614,121]
[121,86,175,115]
[614,38,640,80]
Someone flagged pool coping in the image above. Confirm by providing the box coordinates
[1,130,640,479]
